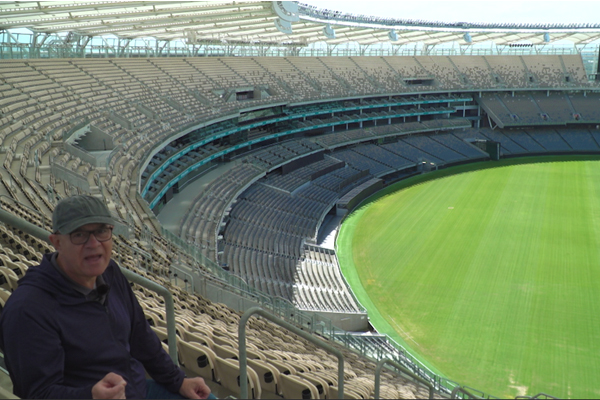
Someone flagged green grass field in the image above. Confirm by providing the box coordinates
[336,156,600,399]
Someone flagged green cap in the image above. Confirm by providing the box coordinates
[52,195,117,234]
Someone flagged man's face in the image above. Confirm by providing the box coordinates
[49,223,113,289]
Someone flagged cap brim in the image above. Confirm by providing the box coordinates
[58,216,117,234]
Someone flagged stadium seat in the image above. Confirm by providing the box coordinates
[279,374,320,399]
[0,287,11,311]
[177,339,220,383]
[213,343,238,360]
[247,358,281,396]
[0,267,18,292]
[150,326,169,344]
[297,372,330,399]
[213,357,261,399]
[182,330,216,350]
[328,385,365,399]
[265,358,297,376]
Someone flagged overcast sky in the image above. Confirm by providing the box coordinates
[302,0,600,25]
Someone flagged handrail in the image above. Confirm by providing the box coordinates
[450,384,498,399]
[515,394,559,400]
[374,358,434,399]
[0,208,179,365]
[238,307,345,399]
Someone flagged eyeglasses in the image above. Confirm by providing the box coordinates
[68,227,113,245]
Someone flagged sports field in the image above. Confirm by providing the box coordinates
[337,156,600,399]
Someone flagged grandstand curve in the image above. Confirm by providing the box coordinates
[0,53,599,399]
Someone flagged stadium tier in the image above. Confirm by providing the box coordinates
[0,52,600,399]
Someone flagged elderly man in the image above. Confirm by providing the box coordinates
[0,195,212,399]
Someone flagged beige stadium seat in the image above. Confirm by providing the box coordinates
[183,330,215,350]
[268,359,297,376]
[279,374,319,399]
[144,309,166,328]
[212,334,237,348]
[317,370,338,387]
[0,255,27,278]
[213,343,238,360]
[150,326,168,344]
[161,342,169,354]
[0,287,11,310]
[246,347,265,361]
[261,349,283,361]
[328,385,365,399]
[298,372,330,399]
[177,339,219,383]
[214,357,261,399]
[0,267,18,292]
[187,322,214,338]
[247,358,281,396]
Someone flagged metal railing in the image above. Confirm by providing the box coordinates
[375,358,434,399]
[238,307,345,399]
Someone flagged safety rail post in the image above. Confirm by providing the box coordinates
[0,208,179,365]
[375,358,435,399]
[239,307,345,399]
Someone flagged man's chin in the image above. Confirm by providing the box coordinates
[83,256,109,272]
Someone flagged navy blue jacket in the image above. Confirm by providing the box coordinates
[0,253,185,399]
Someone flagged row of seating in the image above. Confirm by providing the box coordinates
[136,284,431,400]
[295,246,361,313]
[454,127,600,157]
[213,129,490,309]
[479,92,600,127]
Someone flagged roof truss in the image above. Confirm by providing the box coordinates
[1,1,600,46]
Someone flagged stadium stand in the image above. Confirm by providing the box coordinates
[1,5,600,396]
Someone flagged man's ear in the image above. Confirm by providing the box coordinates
[49,233,62,251]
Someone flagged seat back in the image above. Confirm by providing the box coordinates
[0,267,18,292]
[150,326,168,344]
[247,358,281,396]
[268,359,297,376]
[213,343,238,360]
[183,330,216,349]
[298,372,330,399]
[177,339,219,383]
[329,385,365,399]
[214,357,261,399]
[279,374,320,399]
[212,334,238,348]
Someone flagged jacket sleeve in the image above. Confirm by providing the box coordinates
[0,290,94,399]
[117,267,185,394]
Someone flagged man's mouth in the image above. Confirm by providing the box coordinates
[85,254,103,262]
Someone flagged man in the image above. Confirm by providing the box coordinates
[0,195,212,399]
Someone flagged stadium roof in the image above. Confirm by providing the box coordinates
[1,1,600,47]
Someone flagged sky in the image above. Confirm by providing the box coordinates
[301,0,600,25]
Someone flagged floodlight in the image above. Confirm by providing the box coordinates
[543,32,550,43]
[463,32,472,44]
[388,29,398,41]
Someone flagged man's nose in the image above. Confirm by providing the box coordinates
[85,233,102,247]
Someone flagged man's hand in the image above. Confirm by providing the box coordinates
[179,377,211,399]
[92,372,127,399]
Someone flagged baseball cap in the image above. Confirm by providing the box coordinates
[52,195,117,234]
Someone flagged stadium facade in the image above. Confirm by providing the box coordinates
[0,1,599,398]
